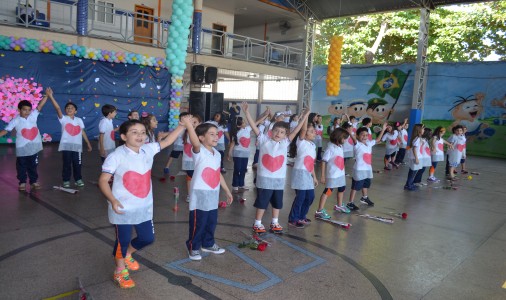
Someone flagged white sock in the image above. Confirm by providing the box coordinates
[254,220,262,226]
[272,218,278,224]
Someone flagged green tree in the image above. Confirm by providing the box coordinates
[313,1,506,65]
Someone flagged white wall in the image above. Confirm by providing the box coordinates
[235,20,304,47]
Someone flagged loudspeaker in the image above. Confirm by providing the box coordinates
[205,67,218,84]
[191,65,204,83]
[189,92,224,121]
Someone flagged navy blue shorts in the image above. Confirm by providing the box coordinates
[170,150,182,158]
[323,186,345,196]
[351,178,371,191]
[254,188,284,209]
[186,170,194,179]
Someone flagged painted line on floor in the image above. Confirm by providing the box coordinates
[502,281,506,289]
[42,289,80,300]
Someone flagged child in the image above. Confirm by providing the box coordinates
[330,116,341,133]
[141,113,158,143]
[315,127,350,220]
[48,90,92,187]
[207,112,230,173]
[243,102,310,233]
[99,104,118,162]
[381,123,399,170]
[413,127,433,186]
[341,121,355,172]
[459,126,468,174]
[253,111,272,168]
[163,112,189,175]
[0,91,49,191]
[127,110,139,120]
[184,120,233,261]
[361,117,373,141]
[395,120,409,165]
[404,124,424,190]
[98,116,191,288]
[347,123,388,210]
[289,114,300,133]
[287,116,318,228]
[314,114,324,161]
[182,114,202,202]
[428,126,453,182]
[446,125,465,181]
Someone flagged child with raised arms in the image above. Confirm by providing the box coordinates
[381,123,399,170]
[185,120,233,261]
[48,89,92,187]
[243,102,310,233]
[287,116,318,228]
[0,89,50,191]
[314,114,324,161]
[394,119,409,165]
[182,114,202,202]
[446,125,465,181]
[98,116,191,288]
[163,112,189,175]
[346,123,387,210]
[315,127,351,220]
[428,126,453,182]
[207,112,230,173]
[404,124,424,190]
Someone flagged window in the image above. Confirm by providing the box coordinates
[217,80,259,100]
[89,0,114,24]
[263,80,298,101]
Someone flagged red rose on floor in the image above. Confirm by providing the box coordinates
[257,242,267,251]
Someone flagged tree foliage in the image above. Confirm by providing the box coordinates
[313,1,506,65]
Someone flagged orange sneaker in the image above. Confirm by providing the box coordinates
[113,269,135,288]
[270,223,283,233]
[124,256,139,271]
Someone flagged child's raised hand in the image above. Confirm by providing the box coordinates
[382,122,388,130]
[46,87,53,97]
[241,102,249,111]
[179,114,193,127]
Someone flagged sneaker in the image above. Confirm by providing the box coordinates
[124,256,139,271]
[232,187,239,193]
[63,181,70,188]
[391,162,400,169]
[163,167,170,174]
[461,170,469,174]
[113,269,135,288]
[404,185,418,191]
[75,179,85,187]
[270,223,283,233]
[427,176,438,182]
[187,249,202,261]
[288,221,305,228]
[30,182,41,190]
[220,168,227,174]
[202,244,226,254]
[315,208,331,220]
[18,183,26,191]
[346,202,359,211]
[253,224,266,233]
[239,186,249,191]
[334,204,351,213]
[301,218,312,224]
[384,166,392,171]
[186,195,190,203]
[360,197,374,206]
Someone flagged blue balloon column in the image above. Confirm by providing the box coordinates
[166,0,193,130]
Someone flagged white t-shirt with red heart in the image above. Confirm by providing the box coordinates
[431,137,445,162]
[190,146,221,211]
[102,143,160,225]
[58,115,85,152]
[418,138,432,167]
[382,131,399,155]
[172,130,185,151]
[399,129,408,148]
[343,132,355,158]
[314,124,324,147]
[322,143,346,188]
[447,134,465,165]
[290,138,316,190]
[5,109,43,157]
[256,133,290,190]
[233,126,252,158]
[98,117,116,157]
[407,137,423,171]
[352,140,376,181]
[182,136,194,170]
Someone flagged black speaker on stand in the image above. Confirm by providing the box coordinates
[189,91,207,121]
[191,65,204,83]
[189,92,224,121]
[206,92,224,121]
[205,67,218,84]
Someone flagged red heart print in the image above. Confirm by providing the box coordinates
[419,145,424,155]
[425,146,431,156]
[389,140,397,145]
[183,143,192,158]
[303,156,314,172]
[267,130,272,138]
[65,123,81,136]
[334,155,344,170]
[368,134,372,141]
[438,143,444,151]
[110,131,115,141]
[123,170,151,198]
[218,131,223,139]
[262,154,284,172]
[21,127,38,140]
[457,144,465,152]
[404,135,408,142]
[239,137,250,148]
[202,167,220,188]
[348,137,354,145]
[363,153,372,165]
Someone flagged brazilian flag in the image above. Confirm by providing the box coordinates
[368,69,408,99]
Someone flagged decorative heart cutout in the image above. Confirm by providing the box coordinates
[65,123,81,136]
[262,154,284,172]
[202,167,220,189]
[140,83,146,88]
[389,140,397,145]
[183,143,192,157]
[438,143,444,151]
[94,103,100,107]
[95,78,100,83]
[141,101,147,107]
[239,137,250,148]
[218,131,223,139]
[156,85,161,90]
[123,170,151,198]
[303,156,314,172]
[110,131,115,141]
[334,155,344,170]
[21,127,38,141]
[457,144,465,152]
[363,153,372,165]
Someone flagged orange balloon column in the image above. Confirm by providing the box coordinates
[326,36,343,96]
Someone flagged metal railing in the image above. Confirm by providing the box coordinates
[0,0,302,68]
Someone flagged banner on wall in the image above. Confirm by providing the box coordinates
[0,50,170,142]
[312,62,506,158]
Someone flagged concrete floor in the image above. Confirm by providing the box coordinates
[0,142,505,300]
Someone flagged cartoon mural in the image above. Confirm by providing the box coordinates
[448,93,495,141]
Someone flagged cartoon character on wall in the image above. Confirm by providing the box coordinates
[491,94,506,125]
[328,100,345,116]
[366,98,392,124]
[448,93,495,140]
[346,101,367,120]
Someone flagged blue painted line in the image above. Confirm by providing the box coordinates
[269,234,326,273]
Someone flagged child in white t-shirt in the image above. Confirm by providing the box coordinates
[206,112,230,173]
[381,123,399,170]
[315,127,351,221]
[0,92,50,191]
[48,90,92,188]
[243,102,310,234]
[346,123,387,210]
[185,120,233,261]
[163,112,189,175]
[99,104,118,162]
[428,126,453,182]
[99,117,191,288]
[314,115,324,161]
[287,117,318,228]
[413,128,433,186]
[182,114,202,202]
[394,119,409,164]
[404,124,424,190]
[446,125,466,181]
